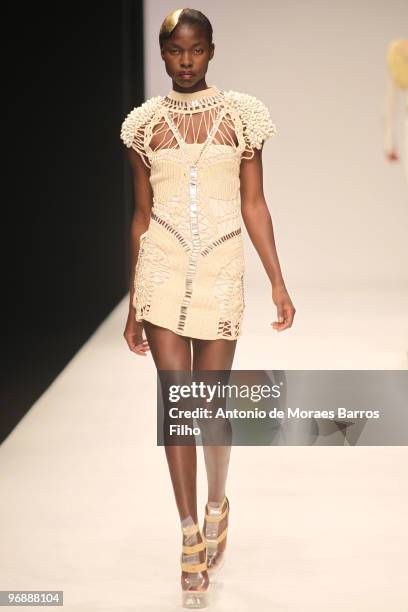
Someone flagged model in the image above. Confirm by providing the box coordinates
[121,8,296,609]
[384,39,408,184]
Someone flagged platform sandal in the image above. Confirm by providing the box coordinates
[202,495,229,575]
[181,522,210,609]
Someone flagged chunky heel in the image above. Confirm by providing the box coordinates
[181,588,209,609]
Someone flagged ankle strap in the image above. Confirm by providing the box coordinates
[181,522,200,536]
[205,496,229,522]
[207,495,227,508]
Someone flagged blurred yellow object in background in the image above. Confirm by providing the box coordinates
[386,39,408,90]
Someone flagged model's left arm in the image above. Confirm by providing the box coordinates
[240,145,295,332]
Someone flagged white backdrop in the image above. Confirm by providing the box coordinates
[144,0,408,291]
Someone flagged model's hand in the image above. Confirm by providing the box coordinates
[123,311,150,356]
[271,285,296,332]
[385,148,399,161]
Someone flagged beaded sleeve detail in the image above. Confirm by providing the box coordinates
[120,96,163,167]
[223,90,277,159]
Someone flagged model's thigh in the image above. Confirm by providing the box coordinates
[191,338,237,445]
[143,321,194,443]
[143,320,192,371]
[192,338,237,371]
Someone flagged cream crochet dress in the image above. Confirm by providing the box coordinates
[120,85,276,340]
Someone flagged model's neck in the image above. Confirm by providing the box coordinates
[170,79,210,94]
[167,85,220,101]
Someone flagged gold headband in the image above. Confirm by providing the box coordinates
[160,8,184,36]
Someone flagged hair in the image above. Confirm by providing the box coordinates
[159,8,213,49]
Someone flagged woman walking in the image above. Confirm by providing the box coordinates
[121,8,295,608]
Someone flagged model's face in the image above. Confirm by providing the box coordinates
[161,24,214,89]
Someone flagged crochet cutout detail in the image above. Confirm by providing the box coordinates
[132,234,171,321]
[213,254,245,338]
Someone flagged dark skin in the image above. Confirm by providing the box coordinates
[122,21,296,590]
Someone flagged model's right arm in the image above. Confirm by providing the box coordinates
[126,146,153,308]
[123,146,153,355]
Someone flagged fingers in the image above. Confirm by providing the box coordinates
[132,339,150,356]
[124,335,150,356]
[271,303,296,332]
[271,321,290,331]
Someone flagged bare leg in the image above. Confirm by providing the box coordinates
[143,320,196,520]
[192,337,237,570]
[142,320,208,594]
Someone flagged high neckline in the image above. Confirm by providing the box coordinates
[167,85,220,101]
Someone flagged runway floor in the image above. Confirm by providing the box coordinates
[1,287,407,611]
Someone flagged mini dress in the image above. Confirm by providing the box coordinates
[120,85,276,340]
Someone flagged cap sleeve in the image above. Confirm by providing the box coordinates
[225,91,277,160]
[120,96,162,168]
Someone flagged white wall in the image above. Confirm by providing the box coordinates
[144,0,408,289]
